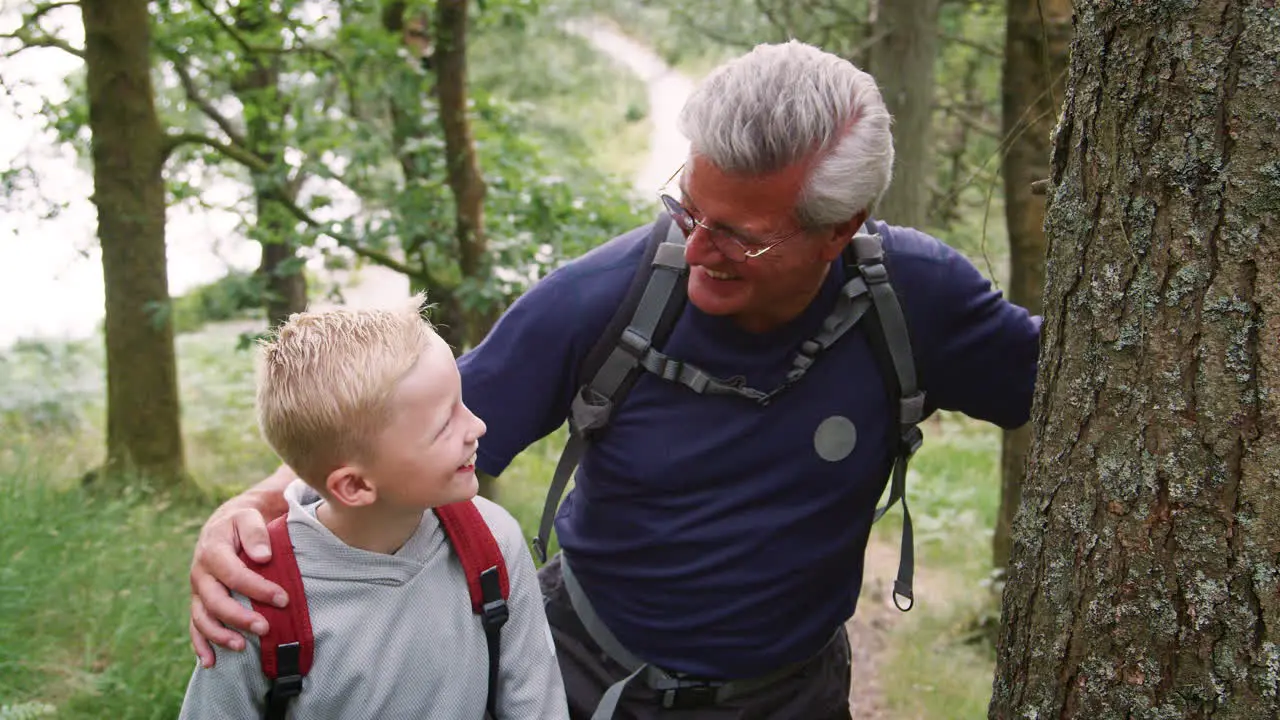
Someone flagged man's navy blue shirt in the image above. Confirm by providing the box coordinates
[457,221,1040,679]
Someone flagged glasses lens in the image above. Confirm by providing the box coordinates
[659,195,692,231]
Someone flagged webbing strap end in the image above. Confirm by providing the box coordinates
[892,581,914,612]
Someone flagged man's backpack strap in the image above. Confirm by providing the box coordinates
[532,214,687,563]
[849,223,926,612]
[435,500,511,720]
[243,517,314,720]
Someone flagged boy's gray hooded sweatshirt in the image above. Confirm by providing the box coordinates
[180,480,569,719]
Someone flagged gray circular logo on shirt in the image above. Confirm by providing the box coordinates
[814,416,857,462]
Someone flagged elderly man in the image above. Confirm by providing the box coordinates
[188,40,1039,719]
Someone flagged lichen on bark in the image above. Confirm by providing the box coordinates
[990,2,1279,718]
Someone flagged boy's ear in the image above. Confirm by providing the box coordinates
[325,465,377,508]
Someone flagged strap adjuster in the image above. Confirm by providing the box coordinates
[657,679,723,709]
[657,357,683,382]
[901,425,924,456]
[860,262,889,284]
[618,327,652,358]
[479,566,509,630]
[482,598,509,628]
[265,672,304,709]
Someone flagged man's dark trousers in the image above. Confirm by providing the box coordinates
[539,555,854,720]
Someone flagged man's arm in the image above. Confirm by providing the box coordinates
[188,464,294,668]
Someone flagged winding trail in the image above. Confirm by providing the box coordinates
[562,20,692,193]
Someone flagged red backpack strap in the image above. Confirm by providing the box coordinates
[241,515,314,720]
[434,500,510,719]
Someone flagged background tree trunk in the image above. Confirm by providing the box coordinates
[81,0,188,485]
[381,1,470,351]
[434,0,492,350]
[255,199,308,327]
[991,2,1279,717]
[234,1,308,328]
[993,0,1073,574]
[867,0,940,229]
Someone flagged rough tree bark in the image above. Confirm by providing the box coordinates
[993,0,1073,573]
[991,2,1279,717]
[80,0,188,485]
[867,0,940,229]
[433,0,492,350]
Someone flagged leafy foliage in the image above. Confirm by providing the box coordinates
[171,271,264,335]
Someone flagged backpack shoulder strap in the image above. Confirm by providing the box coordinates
[576,212,684,397]
[532,213,687,562]
[243,516,314,720]
[847,219,926,612]
[434,500,510,720]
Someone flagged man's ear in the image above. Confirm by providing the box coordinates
[325,465,377,508]
[818,210,869,262]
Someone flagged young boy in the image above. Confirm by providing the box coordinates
[179,297,568,719]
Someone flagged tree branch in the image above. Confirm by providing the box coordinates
[940,32,1002,59]
[164,51,248,148]
[191,0,259,60]
[167,129,418,276]
[163,131,268,171]
[665,8,759,49]
[1,32,83,59]
[27,1,79,25]
[1,1,84,59]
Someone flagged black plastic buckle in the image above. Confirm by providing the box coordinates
[658,679,722,710]
[482,597,509,629]
[479,566,509,630]
[266,673,304,704]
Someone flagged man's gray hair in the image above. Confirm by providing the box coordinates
[677,40,894,228]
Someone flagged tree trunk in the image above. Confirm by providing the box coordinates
[993,0,1073,574]
[867,0,940,229]
[256,198,308,327]
[234,1,307,328]
[991,2,1280,717]
[434,0,492,349]
[80,0,188,486]
[380,2,469,352]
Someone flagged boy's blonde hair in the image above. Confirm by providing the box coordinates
[256,294,436,487]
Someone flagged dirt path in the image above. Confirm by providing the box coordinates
[562,19,693,193]
[845,538,905,718]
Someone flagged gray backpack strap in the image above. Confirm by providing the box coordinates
[852,229,926,611]
[532,217,688,563]
[561,553,827,717]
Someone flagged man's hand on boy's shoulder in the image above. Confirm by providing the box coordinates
[188,466,296,668]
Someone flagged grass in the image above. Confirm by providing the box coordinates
[0,460,209,718]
